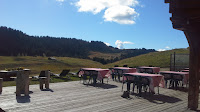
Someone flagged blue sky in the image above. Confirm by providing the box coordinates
[0,0,189,51]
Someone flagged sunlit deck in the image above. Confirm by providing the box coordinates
[0,80,198,112]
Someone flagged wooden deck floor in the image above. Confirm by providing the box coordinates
[0,80,199,112]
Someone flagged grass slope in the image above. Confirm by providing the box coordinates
[0,56,104,86]
[0,49,189,75]
[105,48,189,68]
[0,48,189,87]
[0,56,103,76]
[89,51,121,59]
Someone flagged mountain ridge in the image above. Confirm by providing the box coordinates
[0,26,156,63]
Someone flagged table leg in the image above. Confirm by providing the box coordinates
[45,80,49,89]
[112,73,115,81]
[93,74,97,85]
[39,79,44,90]
[138,77,142,96]
[138,84,142,96]
[24,82,29,96]
[16,86,21,96]
[0,78,2,94]
[118,74,120,81]
[127,82,131,92]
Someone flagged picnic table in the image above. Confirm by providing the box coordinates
[0,70,17,81]
[0,69,31,96]
[137,66,160,74]
[123,73,165,95]
[111,67,137,81]
[78,68,110,84]
[159,71,189,88]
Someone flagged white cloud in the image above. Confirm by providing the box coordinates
[75,0,139,24]
[104,5,138,24]
[165,46,170,49]
[115,40,134,49]
[157,49,166,52]
[75,0,107,14]
[56,0,65,5]
[56,0,65,2]
[104,42,110,46]
[140,5,145,8]
[123,41,134,44]
[157,46,171,52]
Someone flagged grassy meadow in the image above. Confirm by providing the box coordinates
[0,56,104,87]
[105,48,189,68]
[0,48,189,87]
[0,56,104,76]
[89,51,121,59]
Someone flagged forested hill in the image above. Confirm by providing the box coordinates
[0,26,156,60]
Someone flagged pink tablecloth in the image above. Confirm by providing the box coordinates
[123,73,165,93]
[138,66,160,73]
[159,71,189,85]
[113,67,137,73]
[78,68,111,80]
[181,70,189,72]
[184,68,189,70]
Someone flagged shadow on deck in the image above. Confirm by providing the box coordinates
[16,95,31,103]
[83,83,118,89]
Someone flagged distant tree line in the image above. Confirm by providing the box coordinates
[0,26,118,58]
[92,48,155,64]
[92,57,120,64]
[0,26,156,64]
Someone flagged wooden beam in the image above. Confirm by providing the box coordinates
[184,31,200,110]
[165,0,200,110]
[165,0,170,3]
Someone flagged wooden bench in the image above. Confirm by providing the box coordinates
[39,70,50,90]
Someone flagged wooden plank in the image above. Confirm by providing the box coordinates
[0,80,199,112]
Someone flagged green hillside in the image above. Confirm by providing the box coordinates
[0,26,155,61]
[105,48,189,68]
[0,48,189,87]
[89,51,121,59]
[0,56,103,76]
[0,48,189,76]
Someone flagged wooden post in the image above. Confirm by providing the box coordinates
[165,0,200,110]
[40,79,44,90]
[45,71,50,89]
[184,31,200,110]
[24,69,31,96]
[16,69,31,96]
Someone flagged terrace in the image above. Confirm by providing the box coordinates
[0,80,198,112]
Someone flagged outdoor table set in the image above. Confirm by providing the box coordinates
[110,67,137,81]
[0,69,31,96]
[78,67,189,97]
[159,71,189,88]
[78,68,110,85]
[137,66,160,74]
[122,72,165,96]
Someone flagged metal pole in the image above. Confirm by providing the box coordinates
[174,52,176,71]
[170,54,172,71]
